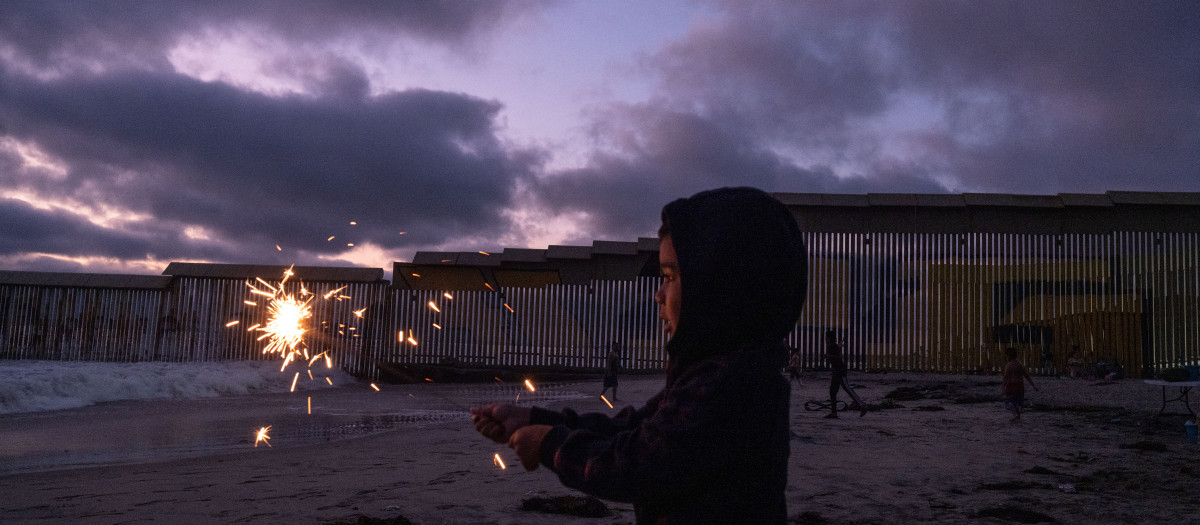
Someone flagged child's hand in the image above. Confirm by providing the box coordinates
[471,403,531,443]
[508,425,552,471]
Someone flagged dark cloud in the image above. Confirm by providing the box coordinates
[0,1,531,70]
[0,64,535,266]
[626,1,1200,193]
[0,198,153,259]
[2,1,1197,276]
[531,104,946,239]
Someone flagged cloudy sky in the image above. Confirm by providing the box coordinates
[1,1,1197,276]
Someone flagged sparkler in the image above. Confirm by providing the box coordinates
[231,266,378,449]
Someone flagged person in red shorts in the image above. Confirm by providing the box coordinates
[1002,347,1039,423]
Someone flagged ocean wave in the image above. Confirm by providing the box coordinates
[0,360,356,415]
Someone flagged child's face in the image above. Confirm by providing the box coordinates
[654,235,682,337]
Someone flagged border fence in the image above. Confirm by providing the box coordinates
[1,230,1197,380]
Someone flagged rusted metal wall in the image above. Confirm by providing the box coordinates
[2,231,1197,381]
[791,232,1198,378]
[360,277,667,378]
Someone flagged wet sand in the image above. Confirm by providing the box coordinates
[2,372,1197,524]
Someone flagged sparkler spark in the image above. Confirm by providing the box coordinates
[601,395,614,409]
[524,379,535,392]
[494,453,506,469]
[370,383,380,391]
[427,301,441,313]
[443,292,453,300]
[225,320,240,327]
[255,426,272,447]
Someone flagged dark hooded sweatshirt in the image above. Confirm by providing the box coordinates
[530,187,808,524]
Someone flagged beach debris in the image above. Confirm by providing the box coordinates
[978,480,1054,491]
[1023,466,1069,477]
[1057,483,1076,493]
[972,506,1058,523]
[1118,440,1168,452]
[790,510,828,524]
[325,514,414,525]
[951,393,998,404]
[521,495,610,518]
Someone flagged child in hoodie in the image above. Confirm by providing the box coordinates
[472,187,807,524]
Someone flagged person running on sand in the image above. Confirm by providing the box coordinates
[471,187,807,524]
[1002,347,1039,423]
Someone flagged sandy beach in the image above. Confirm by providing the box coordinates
[2,371,1198,524]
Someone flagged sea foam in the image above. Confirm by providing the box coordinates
[0,360,355,415]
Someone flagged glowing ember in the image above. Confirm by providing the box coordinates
[353,308,367,317]
[601,395,613,409]
[432,323,442,329]
[427,301,441,313]
[503,303,514,313]
[290,372,299,392]
[370,383,380,391]
[225,320,240,327]
[443,292,454,300]
[479,251,491,256]
[307,397,311,414]
[254,426,272,447]
[327,236,335,241]
[524,379,535,392]
[494,453,506,469]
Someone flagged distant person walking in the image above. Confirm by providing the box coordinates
[601,342,621,401]
[1002,347,1039,423]
[786,347,803,386]
[825,330,866,418]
